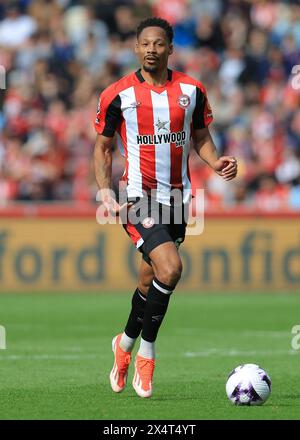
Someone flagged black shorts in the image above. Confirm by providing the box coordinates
[123,196,188,265]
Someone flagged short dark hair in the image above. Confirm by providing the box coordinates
[136,17,174,44]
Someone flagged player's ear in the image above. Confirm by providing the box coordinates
[169,43,173,56]
[135,40,139,53]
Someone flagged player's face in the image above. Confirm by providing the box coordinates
[135,26,173,73]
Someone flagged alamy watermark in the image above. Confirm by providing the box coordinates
[291,65,300,90]
[0,325,6,349]
[291,325,300,350]
[96,187,205,236]
[0,65,6,90]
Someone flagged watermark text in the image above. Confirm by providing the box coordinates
[0,65,6,90]
[291,325,300,350]
[96,187,205,236]
[291,65,300,90]
[0,325,6,349]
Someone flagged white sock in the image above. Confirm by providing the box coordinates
[138,338,155,359]
[120,332,136,352]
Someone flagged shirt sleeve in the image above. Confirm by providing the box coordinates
[94,90,121,137]
[192,86,213,130]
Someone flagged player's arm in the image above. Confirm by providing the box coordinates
[93,134,129,214]
[191,85,237,181]
[94,133,115,203]
[93,89,127,214]
[192,127,237,181]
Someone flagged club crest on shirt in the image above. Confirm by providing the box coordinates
[142,217,155,228]
[177,94,190,109]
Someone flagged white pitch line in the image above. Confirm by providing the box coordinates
[0,349,299,362]
[0,346,86,352]
[183,349,299,357]
[0,354,98,361]
[175,329,291,339]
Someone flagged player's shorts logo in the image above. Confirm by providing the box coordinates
[142,217,155,228]
[177,94,190,109]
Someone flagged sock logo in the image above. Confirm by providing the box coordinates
[151,315,164,322]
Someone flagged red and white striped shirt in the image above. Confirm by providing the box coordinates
[94,69,213,205]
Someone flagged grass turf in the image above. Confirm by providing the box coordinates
[0,293,299,420]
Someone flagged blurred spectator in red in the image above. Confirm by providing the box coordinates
[0,0,299,212]
[254,175,288,211]
[152,0,188,26]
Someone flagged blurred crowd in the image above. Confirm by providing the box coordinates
[0,0,300,211]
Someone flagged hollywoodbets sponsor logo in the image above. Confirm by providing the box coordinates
[137,131,186,147]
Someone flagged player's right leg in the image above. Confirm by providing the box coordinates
[133,241,182,398]
[114,196,184,397]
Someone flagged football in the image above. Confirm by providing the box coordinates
[226,363,271,406]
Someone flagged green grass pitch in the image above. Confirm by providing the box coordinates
[0,293,300,420]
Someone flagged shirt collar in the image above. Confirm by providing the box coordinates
[135,68,172,83]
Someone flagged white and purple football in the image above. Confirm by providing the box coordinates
[226,363,271,406]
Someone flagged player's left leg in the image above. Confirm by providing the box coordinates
[122,258,154,347]
[109,258,153,393]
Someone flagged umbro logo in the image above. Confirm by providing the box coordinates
[130,101,141,108]
[123,101,141,111]
[152,315,164,322]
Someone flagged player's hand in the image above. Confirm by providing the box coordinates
[213,156,238,181]
[100,189,132,216]
[102,197,130,216]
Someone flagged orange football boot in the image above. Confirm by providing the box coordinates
[132,354,155,398]
[109,334,131,393]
